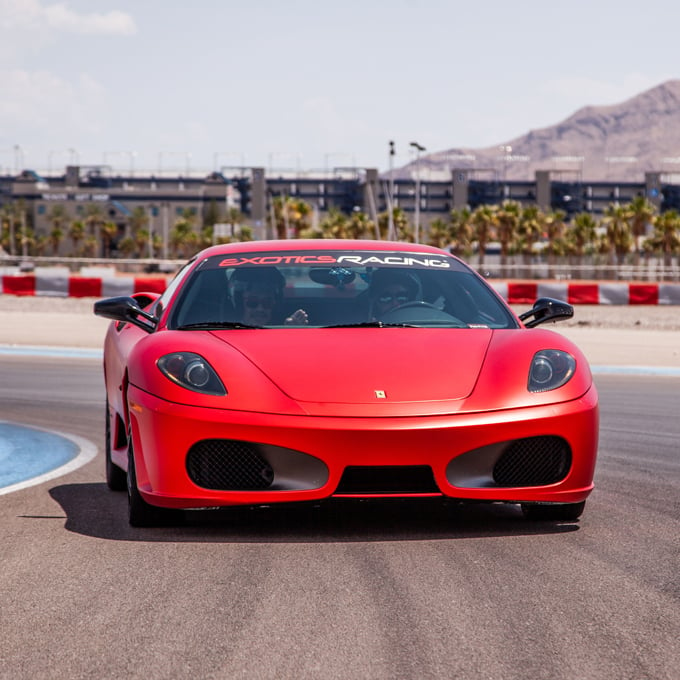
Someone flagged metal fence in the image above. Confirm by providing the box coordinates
[1,254,679,282]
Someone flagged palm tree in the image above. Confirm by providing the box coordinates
[496,200,521,274]
[567,213,598,278]
[346,210,374,240]
[317,208,349,239]
[471,204,497,266]
[270,196,312,239]
[84,204,105,257]
[47,204,68,254]
[603,203,633,268]
[288,198,313,238]
[117,236,136,259]
[49,226,64,255]
[203,199,221,229]
[426,217,452,249]
[69,220,86,255]
[224,206,243,240]
[542,209,566,278]
[627,195,656,267]
[0,205,15,255]
[646,210,680,277]
[516,205,543,275]
[449,207,473,258]
[377,207,411,241]
[101,221,119,258]
[170,210,198,258]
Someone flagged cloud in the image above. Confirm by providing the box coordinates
[0,0,136,37]
[0,68,110,162]
[44,3,136,35]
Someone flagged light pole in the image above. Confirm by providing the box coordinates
[158,151,190,176]
[103,151,137,175]
[148,205,154,259]
[13,145,23,173]
[213,151,245,173]
[410,141,426,243]
[499,145,512,182]
[387,141,395,240]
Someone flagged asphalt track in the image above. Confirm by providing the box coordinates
[0,353,678,679]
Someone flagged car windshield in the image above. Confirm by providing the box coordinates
[168,250,518,330]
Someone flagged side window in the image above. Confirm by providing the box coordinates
[152,260,195,318]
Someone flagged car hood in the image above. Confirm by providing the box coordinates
[213,328,492,414]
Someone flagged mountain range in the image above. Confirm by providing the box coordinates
[395,79,680,183]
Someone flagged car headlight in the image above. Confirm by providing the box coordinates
[157,352,227,396]
[528,350,576,392]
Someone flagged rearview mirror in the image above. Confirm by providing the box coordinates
[518,297,574,328]
[309,267,356,289]
[94,296,158,333]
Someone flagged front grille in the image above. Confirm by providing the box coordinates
[335,465,439,495]
[492,436,571,487]
[186,439,274,490]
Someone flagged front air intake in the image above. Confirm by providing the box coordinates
[335,465,439,495]
[492,436,571,487]
[186,439,274,490]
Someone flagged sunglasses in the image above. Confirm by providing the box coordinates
[377,292,410,305]
[244,296,275,309]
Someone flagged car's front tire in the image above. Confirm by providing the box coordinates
[127,441,183,527]
[521,501,586,521]
[105,400,127,491]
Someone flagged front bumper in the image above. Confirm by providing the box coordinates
[127,384,598,509]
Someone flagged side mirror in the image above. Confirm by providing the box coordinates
[518,297,574,328]
[94,296,158,333]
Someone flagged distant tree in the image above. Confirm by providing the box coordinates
[627,195,657,266]
[449,207,473,257]
[471,204,497,266]
[83,204,105,257]
[101,221,118,258]
[69,220,86,254]
[566,213,598,278]
[516,205,543,268]
[646,209,680,274]
[426,217,452,249]
[117,236,136,258]
[203,199,220,228]
[496,200,521,273]
[170,209,198,257]
[49,226,64,255]
[603,203,633,266]
[47,204,69,255]
[542,209,567,278]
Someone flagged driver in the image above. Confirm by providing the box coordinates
[229,267,308,326]
[368,269,421,320]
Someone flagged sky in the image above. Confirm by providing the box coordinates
[0,0,677,176]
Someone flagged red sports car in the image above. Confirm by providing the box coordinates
[95,239,598,526]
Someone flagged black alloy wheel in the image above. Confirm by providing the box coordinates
[105,399,127,491]
[127,438,183,527]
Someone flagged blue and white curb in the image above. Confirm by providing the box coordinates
[0,421,98,495]
[0,344,102,359]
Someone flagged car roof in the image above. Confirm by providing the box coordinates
[195,239,455,259]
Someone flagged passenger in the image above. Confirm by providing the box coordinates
[368,269,421,320]
[229,267,308,326]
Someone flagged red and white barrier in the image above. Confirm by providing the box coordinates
[489,281,680,305]
[0,273,169,298]
[1,273,680,304]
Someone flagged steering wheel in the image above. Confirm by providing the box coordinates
[379,301,466,326]
[390,301,439,312]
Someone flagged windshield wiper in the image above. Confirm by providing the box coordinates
[176,321,263,330]
[323,321,418,328]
